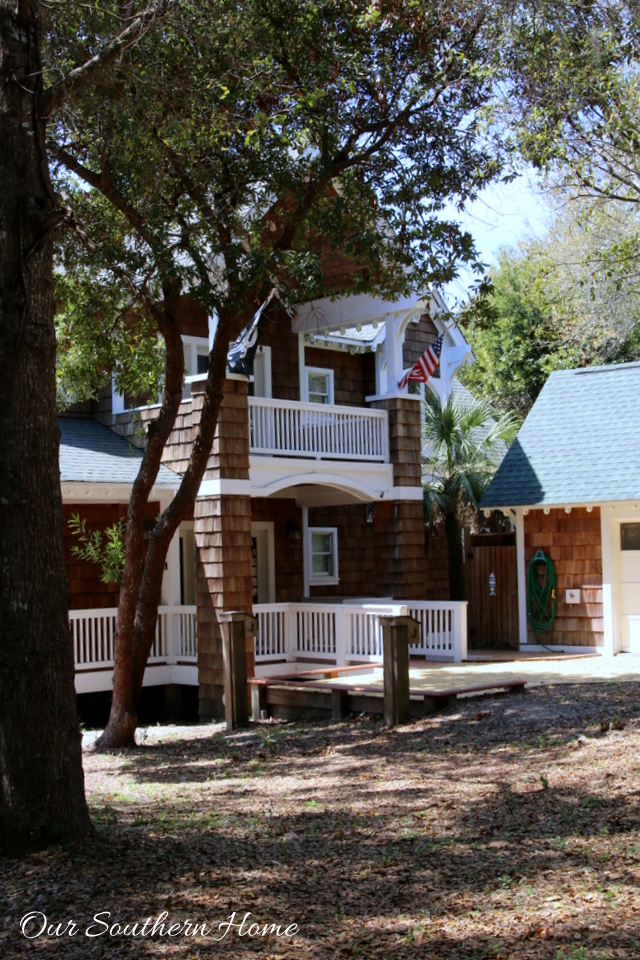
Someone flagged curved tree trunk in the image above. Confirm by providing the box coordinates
[0,1,91,849]
[444,510,465,602]
[97,308,236,749]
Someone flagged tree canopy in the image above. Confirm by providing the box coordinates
[458,195,640,416]
[52,0,508,405]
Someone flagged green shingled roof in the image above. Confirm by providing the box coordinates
[481,361,640,508]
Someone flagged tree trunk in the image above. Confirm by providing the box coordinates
[0,1,92,849]
[444,510,465,602]
[97,307,237,749]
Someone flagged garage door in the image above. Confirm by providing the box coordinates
[620,522,640,653]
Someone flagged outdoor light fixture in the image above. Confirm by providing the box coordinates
[286,518,302,540]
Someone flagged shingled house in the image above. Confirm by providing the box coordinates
[481,362,640,655]
[62,288,474,718]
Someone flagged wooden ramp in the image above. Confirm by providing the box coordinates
[248,671,526,721]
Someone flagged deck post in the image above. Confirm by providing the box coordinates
[251,682,268,721]
[219,612,256,731]
[380,615,419,727]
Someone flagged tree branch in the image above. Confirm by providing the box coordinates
[50,145,161,252]
[41,2,164,117]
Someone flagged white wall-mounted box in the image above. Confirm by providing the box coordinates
[565,589,581,604]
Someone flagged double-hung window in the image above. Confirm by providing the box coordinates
[306,368,334,405]
[309,527,339,584]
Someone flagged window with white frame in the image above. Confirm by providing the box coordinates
[248,345,272,398]
[309,527,339,583]
[306,367,334,405]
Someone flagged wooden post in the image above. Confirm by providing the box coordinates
[219,612,256,731]
[251,682,268,721]
[331,688,349,721]
[381,615,420,727]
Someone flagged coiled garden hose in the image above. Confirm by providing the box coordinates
[526,549,557,644]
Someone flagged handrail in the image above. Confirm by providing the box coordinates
[69,605,198,670]
[254,600,467,664]
[248,396,389,462]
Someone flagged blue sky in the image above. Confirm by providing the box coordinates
[442,169,551,307]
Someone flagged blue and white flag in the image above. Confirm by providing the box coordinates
[226,289,276,377]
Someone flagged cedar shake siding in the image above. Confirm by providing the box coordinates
[403,314,439,368]
[251,499,304,601]
[524,507,603,646]
[63,502,159,610]
[175,297,208,339]
[304,347,368,407]
[424,524,450,601]
[307,504,377,598]
[259,308,300,401]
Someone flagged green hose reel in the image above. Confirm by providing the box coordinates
[526,549,557,640]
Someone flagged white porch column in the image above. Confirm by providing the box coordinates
[515,510,529,647]
[302,505,310,597]
[600,508,618,655]
[384,313,404,392]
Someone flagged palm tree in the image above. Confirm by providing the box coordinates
[422,390,518,600]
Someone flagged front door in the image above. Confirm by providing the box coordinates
[465,533,519,650]
[251,522,275,605]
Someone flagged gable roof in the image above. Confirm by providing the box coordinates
[481,361,640,508]
[59,418,180,488]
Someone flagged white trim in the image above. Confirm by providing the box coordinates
[198,479,251,498]
[390,486,423,501]
[249,457,394,502]
[365,391,422,403]
[308,526,339,585]
[251,521,276,603]
[302,506,310,597]
[515,510,528,646]
[294,293,428,333]
[184,372,247,384]
[298,333,306,400]
[61,481,178,502]
[485,499,640,514]
[303,366,335,405]
[252,344,272,399]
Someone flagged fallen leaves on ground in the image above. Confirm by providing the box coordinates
[2,682,640,958]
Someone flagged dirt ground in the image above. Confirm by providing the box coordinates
[2,682,640,959]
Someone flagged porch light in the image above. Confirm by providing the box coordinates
[286,518,302,540]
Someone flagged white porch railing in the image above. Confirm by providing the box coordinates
[70,605,197,670]
[254,600,468,665]
[249,397,389,461]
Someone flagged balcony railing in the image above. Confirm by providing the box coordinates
[70,605,197,670]
[254,600,468,665]
[249,397,388,461]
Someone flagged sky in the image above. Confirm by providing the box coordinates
[442,168,552,307]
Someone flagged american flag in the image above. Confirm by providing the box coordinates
[398,328,446,389]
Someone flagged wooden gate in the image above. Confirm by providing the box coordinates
[465,533,519,650]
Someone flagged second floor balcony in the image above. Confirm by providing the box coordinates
[248,396,389,462]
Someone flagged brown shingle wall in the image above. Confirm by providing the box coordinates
[195,495,254,719]
[403,314,439,368]
[425,524,450,600]
[374,501,427,599]
[194,377,254,719]
[260,310,300,401]
[176,297,209,339]
[304,347,368,407]
[187,377,250,482]
[372,396,422,486]
[160,400,196,475]
[63,502,159,610]
[251,499,304,601]
[524,507,603,646]
[307,503,377,598]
